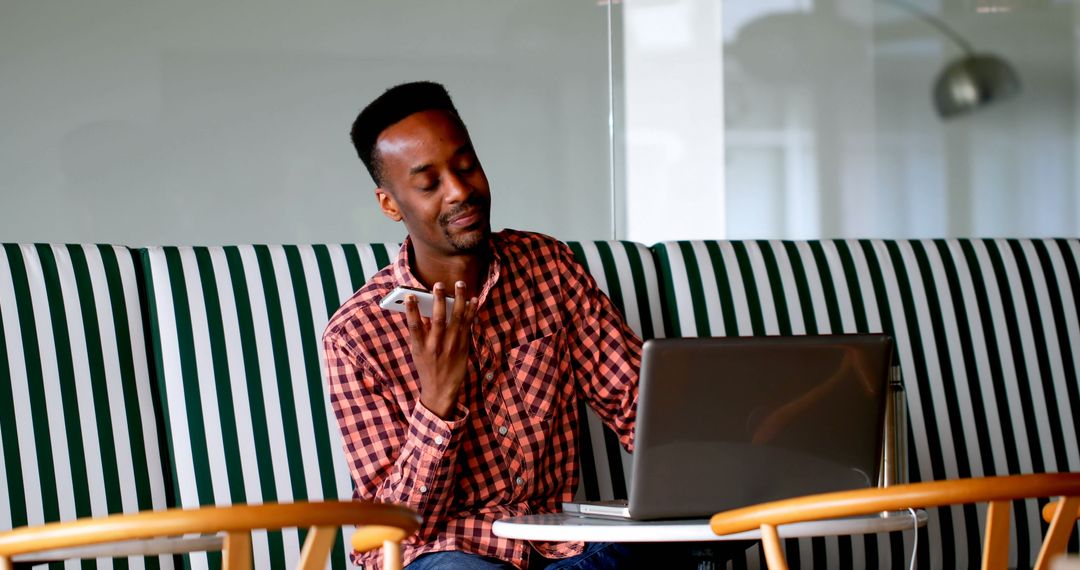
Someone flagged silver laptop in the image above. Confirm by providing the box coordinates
[563,334,893,520]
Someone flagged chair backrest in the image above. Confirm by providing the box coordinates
[709,473,1080,570]
[0,500,420,570]
[0,244,174,568]
[655,238,1080,568]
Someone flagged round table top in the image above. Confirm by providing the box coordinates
[493,510,927,543]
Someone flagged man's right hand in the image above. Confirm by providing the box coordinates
[405,280,479,419]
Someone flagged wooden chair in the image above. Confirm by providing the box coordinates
[709,473,1080,570]
[0,501,420,570]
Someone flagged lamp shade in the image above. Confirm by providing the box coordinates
[933,53,1020,118]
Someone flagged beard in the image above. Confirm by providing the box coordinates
[439,197,491,252]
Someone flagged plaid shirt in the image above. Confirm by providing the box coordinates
[324,229,641,569]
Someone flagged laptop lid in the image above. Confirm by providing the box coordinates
[627,334,893,520]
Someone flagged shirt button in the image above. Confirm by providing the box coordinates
[434,436,444,445]
[419,486,428,493]
[499,426,508,436]
[515,477,525,486]
[485,372,494,381]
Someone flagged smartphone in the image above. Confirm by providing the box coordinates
[379,285,455,319]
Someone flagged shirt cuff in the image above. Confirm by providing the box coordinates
[410,401,468,458]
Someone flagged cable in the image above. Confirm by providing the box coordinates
[908,507,919,570]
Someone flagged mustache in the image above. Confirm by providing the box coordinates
[439,196,489,225]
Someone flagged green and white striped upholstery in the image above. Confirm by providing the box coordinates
[654,239,1080,570]
[0,244,172,570]
[566,241,667,502]
[140,244,397,570]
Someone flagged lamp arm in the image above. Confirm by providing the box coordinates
[883,0,976,55]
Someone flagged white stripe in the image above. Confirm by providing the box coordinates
[239,247,302,565]
[53,246,110,523]
[849,532,865,570]
[869,240,942,567]
[328,245,356,304]
[921,241,985,478]
[209,247,271,570]
[24,248,79,524]
[578,245,610,296]
[84,247,140,516]
[945,241,1009,476]
[118,248,168,512]
[717,242,753,335]
[1019,240,1080,469]
[146,249,202,512]
[177,247,233,507]
[823,535,839,569]
[636,245,667,339]
[661,243,699,338]
[685,241,725,335]
[0,250,45,527]
[0,416,8,528]
[768,241,807,335]
[607,244,645,338]
[970,241,1036,473]
[298,246,355,504]
[819,242,857,333]
[743,242,780,335]
[1044,240,1080,470]
[270,247,325,503]
[793,242,832,334]
[846,240,883,332]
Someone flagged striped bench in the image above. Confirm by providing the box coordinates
[3,238,1078,569]
[655,239,1080,569]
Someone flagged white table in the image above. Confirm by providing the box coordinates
[493,510,927,543]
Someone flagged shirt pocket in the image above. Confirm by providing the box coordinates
[507,331,567,420]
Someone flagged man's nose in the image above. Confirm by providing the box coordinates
[443,172,471,203]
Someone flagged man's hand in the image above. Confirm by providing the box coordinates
[406,281,479,419]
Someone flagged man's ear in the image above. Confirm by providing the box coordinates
[375,187,403,222]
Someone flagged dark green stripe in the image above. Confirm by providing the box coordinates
[1007,240,1068,471]
[594,242,627,317]
[0,279,28,528]
[956,241,1022,476]
[341,245,368,293]
[678,242,712,337]
[782,242,818,335]
[68,245,125,515]
[834,241,870,333]
[730,242,764,335]
[283,246,341,504]
[222,247,285,564]
[620,243,657,340]
[313,245,343,320]
[930,241,997,475]
[651,244,681,337]
[37,245,94,522]
[806,242,843,333]
[756,241,792,336]
[373,243,394,271]
[567,242,589,272]
[703,242,738,336]
[106,246,155,513]
[163,247,217,507]
[193,248,246,505]
[253,246,310,505]
[140,248,184,513]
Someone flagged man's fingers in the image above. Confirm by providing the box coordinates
[404,295,427,345]
[450,281,467,321]
[430,282,447,339]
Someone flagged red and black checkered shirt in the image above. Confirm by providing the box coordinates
[324,229,641,569]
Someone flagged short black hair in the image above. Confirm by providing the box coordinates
[350,81,461,187]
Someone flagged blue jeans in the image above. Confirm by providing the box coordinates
[406,541,746,569]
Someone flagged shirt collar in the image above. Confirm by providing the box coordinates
[392,232,505,299]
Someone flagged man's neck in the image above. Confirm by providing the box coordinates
[409,243,490,300]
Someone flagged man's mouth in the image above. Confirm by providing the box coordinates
[446,209,482,228]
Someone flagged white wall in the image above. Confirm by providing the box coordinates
[0,1,614,246]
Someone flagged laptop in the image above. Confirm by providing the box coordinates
[563,334,893,520]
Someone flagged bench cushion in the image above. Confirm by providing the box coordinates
[0,244,172,569]
[141,244,397,569]
[654,238,1080,569]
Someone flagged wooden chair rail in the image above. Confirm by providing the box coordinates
[709,473,1080,570]
[0,501,420,570]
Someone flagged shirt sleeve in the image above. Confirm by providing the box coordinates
[324,330,466,541]
[559,243,642,452]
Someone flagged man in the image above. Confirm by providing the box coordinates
[324,81,646,569]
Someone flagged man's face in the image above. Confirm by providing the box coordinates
[374,110,492,258]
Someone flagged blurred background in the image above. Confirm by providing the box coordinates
[1,0,1077,245]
